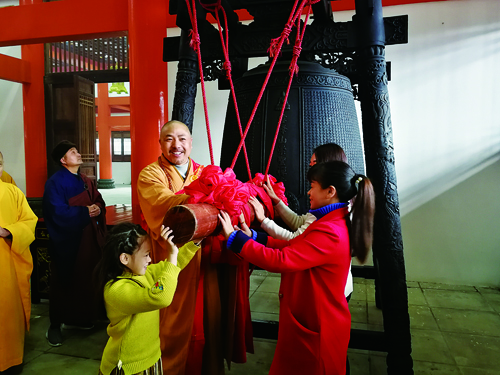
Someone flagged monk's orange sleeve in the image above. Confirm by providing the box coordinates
[137,165,189,242]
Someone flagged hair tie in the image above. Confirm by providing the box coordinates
[120,229,135,250]
[354,176,363,190]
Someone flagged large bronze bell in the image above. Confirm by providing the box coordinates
[220,59,364,213]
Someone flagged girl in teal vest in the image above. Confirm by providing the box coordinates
[95,223,200,375]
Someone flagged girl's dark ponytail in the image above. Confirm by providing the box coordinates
[350,175,375,264]
[307,161,375,264]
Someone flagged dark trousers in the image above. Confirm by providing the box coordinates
[49,259,100,326]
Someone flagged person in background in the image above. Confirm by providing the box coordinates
[219,161,375,375]
[0,156,37,372]
[43,141,107,347]
[0,151,17,186]
[309,142,348,167]
[95,223,201,375]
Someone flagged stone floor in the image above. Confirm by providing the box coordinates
[243,272,500,375]
[3,272,500,375]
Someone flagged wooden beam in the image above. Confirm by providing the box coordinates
[110,124,130,131]
[109,115,130,129]
[0,0,446,48]
[0,53,30,83]
[108,97,130,106]
[110,105,130,112]
[95,115,130,131]
[0,0,128,47]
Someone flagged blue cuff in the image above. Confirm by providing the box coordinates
[251,229,258,241]
[227,231,253,254]
[255,231,268,245]
[227,231,238,249]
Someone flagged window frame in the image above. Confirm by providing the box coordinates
[112,131,131,162]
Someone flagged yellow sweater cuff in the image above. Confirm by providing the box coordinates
[177,241,201,270]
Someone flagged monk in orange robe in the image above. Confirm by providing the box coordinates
[138,120,223,375]
[0,171,37,371]
[0,151,17,186]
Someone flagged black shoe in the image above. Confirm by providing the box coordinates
[62,322,94,330]
[46,325,63,347]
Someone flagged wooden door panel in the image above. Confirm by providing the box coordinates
[45,74,97,180]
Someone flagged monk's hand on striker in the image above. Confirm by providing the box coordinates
[218,211,235,240]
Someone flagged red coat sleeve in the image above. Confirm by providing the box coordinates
[240,228,343,273]
[265,236,289,249]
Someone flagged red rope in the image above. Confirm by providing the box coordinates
[185,0,215,165]
[229,0,303,170]
[213,3,253,180]
[265,1,318,175]
[185,0,319,175]
[231,0,320,174]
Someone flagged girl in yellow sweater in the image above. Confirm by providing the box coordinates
[95,222,200,375]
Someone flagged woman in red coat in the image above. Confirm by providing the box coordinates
[219,161,375,375]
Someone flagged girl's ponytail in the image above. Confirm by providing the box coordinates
[306,161,377,263]
[350,175,375,264]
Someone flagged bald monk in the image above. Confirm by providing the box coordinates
[0,159,37,371]
[138,120,223,375]
[0,151,17,186]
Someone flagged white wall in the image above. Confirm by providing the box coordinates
[111,162,131,184]
[95,82,131,185]
[96,161,131,185]
[384,0,500,215]
[402,158,500,286]
[0,44,26,193]
[382,0,500,286]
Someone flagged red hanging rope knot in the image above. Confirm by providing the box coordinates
[223,61,232,79]
[268,24,293,58]
[289,46,301,76]
[292,45,302,57]
[189,29,201,52]
[282,24,293,41]
[267,37,281,58]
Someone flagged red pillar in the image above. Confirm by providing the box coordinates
[21,0,47,199]
[128,0,168,222]
[96,83,115,189]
